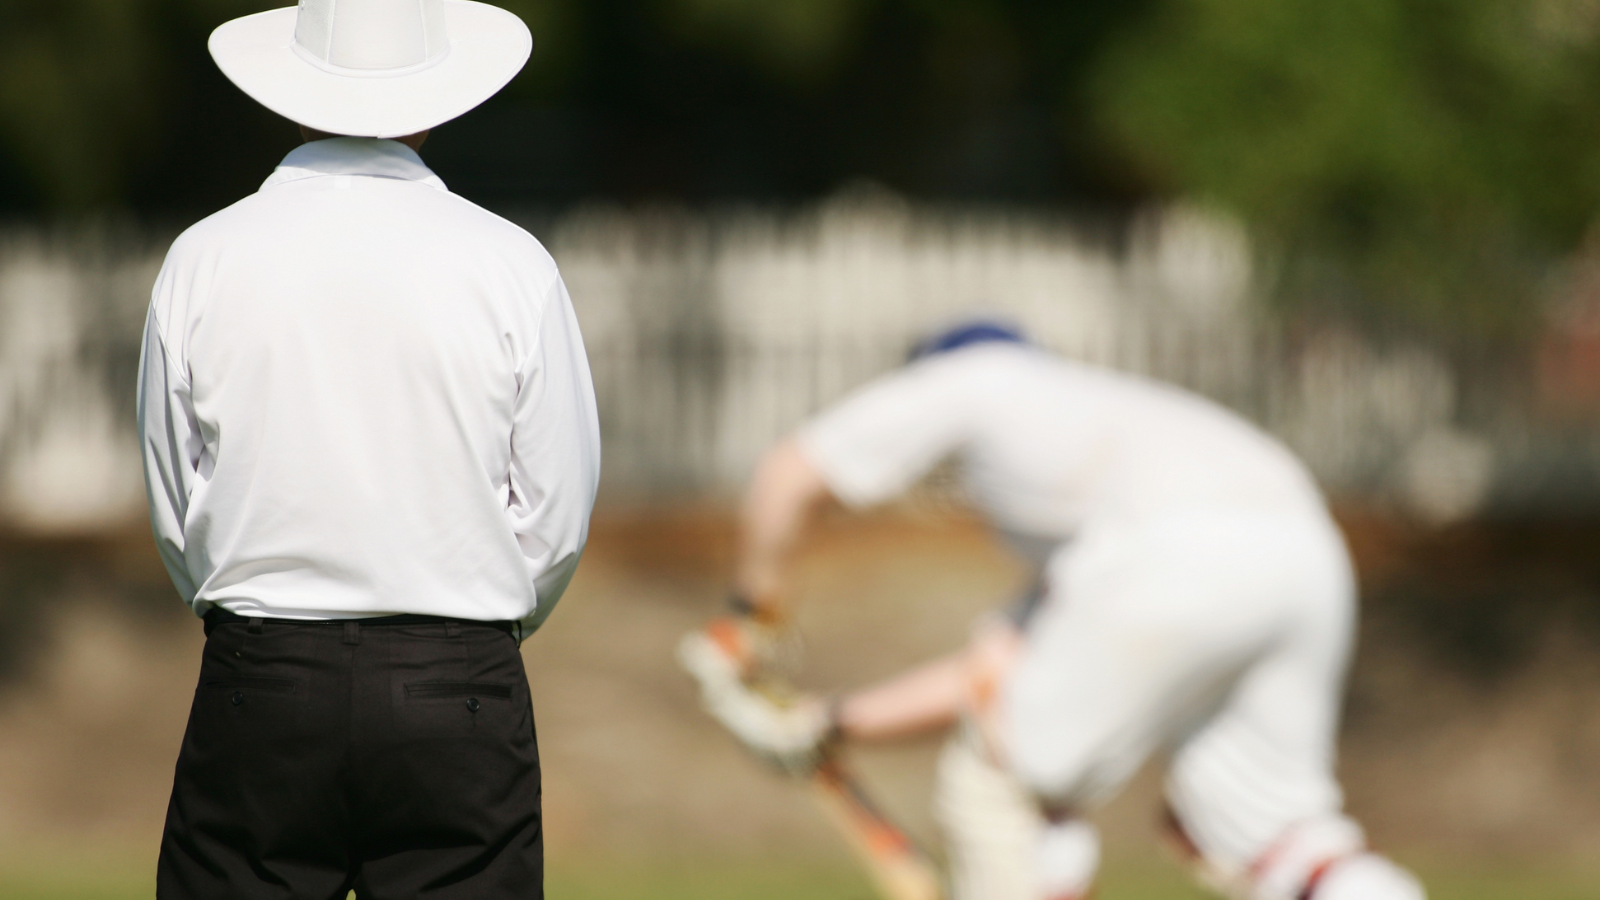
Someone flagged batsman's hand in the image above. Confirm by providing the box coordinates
[678,627,836,776]
[716,594,804,680]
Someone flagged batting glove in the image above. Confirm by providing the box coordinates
[678,628,837,776]
[721,593,804,679]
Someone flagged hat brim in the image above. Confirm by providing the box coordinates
[209,1,532,138]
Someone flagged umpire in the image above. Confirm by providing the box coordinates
[137,2,600,897]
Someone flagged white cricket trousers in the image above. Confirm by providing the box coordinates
[991,506,1421,898]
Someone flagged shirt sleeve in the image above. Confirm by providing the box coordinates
[508,274,602,634]
[797,358,975,508]
[137,301,202,604]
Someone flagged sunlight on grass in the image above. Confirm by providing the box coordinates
[0,854,1594,900]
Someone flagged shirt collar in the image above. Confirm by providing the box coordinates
[260,138,448,192]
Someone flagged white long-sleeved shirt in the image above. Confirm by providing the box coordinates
[800,343,1327,566]
[138,138,600,633]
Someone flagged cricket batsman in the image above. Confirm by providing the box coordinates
[685,323,1425,900]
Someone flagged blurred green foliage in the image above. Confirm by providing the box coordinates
[0,0,286,214]
[0,0,159,211]
[2,0,1599,331]
[1092,0,1600,333]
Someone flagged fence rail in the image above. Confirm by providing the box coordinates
[0,197,1594,532]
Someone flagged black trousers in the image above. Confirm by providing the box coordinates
[157,612,542,900]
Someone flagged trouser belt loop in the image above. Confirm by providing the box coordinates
[343,621,361,646]
[445,621,461,638]
[247,617,264,635]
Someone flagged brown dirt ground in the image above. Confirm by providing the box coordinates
[0,505,1596,873]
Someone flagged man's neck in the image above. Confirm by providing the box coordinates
[298,125,429,152]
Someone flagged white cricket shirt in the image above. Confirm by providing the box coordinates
[138,138,600,632]
[799,343,1326,564]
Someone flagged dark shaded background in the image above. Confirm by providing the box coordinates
[1,0,1163,215]
[8,0,1600,334]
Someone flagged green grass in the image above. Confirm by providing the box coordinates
[1,856,1594,899]
[546,860,1205,900]
[1408,868,1600,900]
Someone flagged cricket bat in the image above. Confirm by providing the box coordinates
[678,620,945,900]
[810,754,945,900]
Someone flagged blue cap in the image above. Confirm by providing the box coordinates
[908,320,1028,362]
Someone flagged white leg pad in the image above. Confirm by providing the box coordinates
[1243,817,1426,900]
[937,730,1086,900]
[1036,818,1100,900]
[1247,816,1367,900]
[1308,854,1427,900]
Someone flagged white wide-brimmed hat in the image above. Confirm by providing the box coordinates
[209,0,532,138]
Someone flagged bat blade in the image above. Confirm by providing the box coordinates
[811,756,945,900]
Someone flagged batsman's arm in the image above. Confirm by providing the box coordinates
[837,617,1023,746]
[735,437,834,617]
[834,652,968,742]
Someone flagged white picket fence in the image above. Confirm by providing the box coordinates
[0,193,1568,532]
